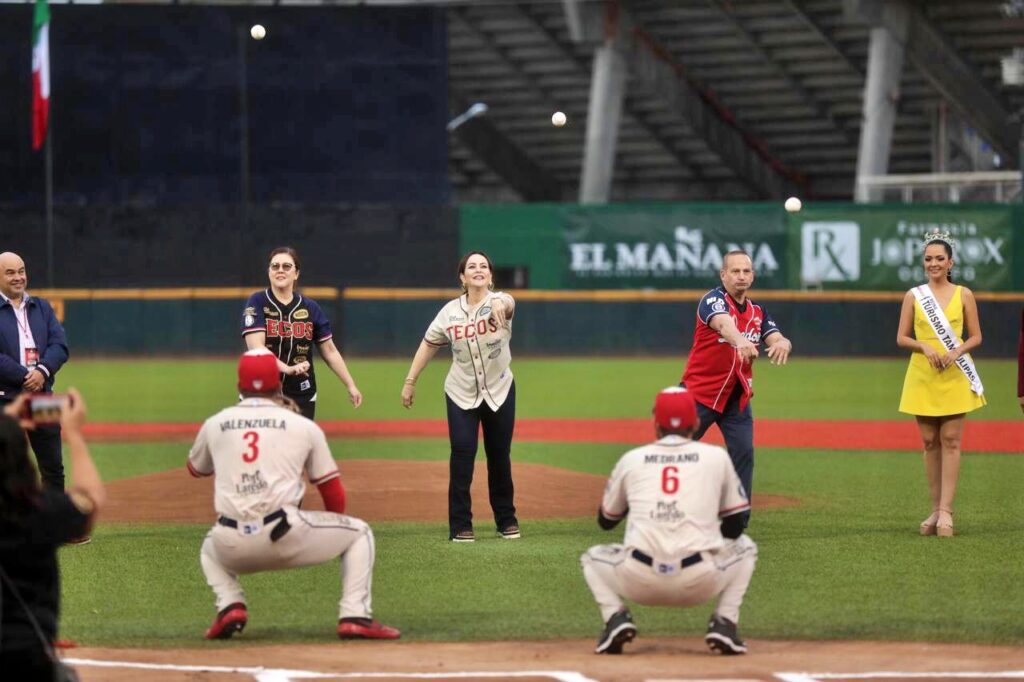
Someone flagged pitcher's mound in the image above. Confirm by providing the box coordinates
[102,460,798,524]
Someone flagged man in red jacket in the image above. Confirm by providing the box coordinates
[188,349,400,641]
[681,251,793,527]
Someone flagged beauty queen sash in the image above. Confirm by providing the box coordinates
[911,285,984,396]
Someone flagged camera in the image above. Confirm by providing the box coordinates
[21,393,67,426]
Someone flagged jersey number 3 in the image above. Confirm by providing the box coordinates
[242,431,260,463]
[661,466,680,494]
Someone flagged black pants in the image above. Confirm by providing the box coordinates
[445,381,517,537]
[284,392,316,421]
[0,399,63,490]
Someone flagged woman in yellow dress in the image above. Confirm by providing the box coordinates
[897,233,984,538]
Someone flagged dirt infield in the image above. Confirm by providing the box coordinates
[77,418,1021,680]
[66,638,1024,681]
[102,460,799,524]
[83,418,1024,452]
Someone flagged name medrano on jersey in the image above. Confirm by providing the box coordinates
[644,453,700,464]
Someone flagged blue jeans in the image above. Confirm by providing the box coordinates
[445,381,517,537]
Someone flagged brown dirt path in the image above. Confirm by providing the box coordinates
[102,460,798,524]
[83,418,1024,452]
[65,639,1024,682]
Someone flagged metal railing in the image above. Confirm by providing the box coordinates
[856,171,1023,203]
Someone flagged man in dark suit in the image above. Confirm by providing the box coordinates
[0,252,69,491]
[1018,309,1023,414]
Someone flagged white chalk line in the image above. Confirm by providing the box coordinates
[64,657,597,682]
[776,673,1024,682]
[647,675,761,679]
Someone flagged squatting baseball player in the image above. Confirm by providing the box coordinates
[242,246,362,420]
[187,349,399,641]
[580,386,758,656]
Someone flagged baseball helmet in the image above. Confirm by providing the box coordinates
[653,386,698,431]
[238,348,281,393]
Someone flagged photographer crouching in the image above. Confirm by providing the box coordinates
[0,389,104,679]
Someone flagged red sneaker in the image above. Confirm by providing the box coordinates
[205,603,247,640]
[337,618,401,640]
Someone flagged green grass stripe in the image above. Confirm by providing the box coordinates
[58,357,1023,422]
[60,448,1024,647]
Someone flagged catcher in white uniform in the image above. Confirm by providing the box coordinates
[580,386,758,656]
[188,349,400,641]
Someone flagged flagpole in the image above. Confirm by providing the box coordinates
[45,115,54,287]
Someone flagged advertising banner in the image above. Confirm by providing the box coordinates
[461,204,787,289]
[789,205,1016,291]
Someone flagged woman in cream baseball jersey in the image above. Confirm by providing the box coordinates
[897,232,985,538]
[400,252,519,543]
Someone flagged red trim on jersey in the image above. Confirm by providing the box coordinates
[187,461,212,478]
[315,333,333,344]
[683,289,775,412]
[310,470,339,486]
[242,327,267,335]
[317,476,346,514]
[719,501,751,517]
[600,505,626,520]
[424,338,449,347]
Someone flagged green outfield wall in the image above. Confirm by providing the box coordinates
[26,200,1024,358]
[461,203,1023,292]
[32,287,1024,358]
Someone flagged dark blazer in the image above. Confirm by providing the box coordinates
[0,295,69,399]
[1018,309,1023,400]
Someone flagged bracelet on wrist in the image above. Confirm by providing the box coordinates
[404,378,416,385]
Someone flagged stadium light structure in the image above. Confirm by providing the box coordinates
[447,102,488,132]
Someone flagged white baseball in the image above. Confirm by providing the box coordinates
[551,111,567,127]
[250,24,266,40]
[784,196,802,212]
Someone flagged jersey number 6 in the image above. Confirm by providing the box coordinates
[242,431,260,463]
[661,466,679,494]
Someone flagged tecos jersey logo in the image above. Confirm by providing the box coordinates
[446,318,499,342]
[267,319,313,340]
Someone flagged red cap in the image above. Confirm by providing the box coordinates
[238,349,281,393]
[653,387,698,431]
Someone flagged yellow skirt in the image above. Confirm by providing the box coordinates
[898,352,986,416]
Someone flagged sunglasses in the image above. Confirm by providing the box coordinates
[269,262,296,272]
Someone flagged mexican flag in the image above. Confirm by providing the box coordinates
[31,0,50,151]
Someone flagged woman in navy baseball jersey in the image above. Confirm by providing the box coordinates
[400,251,519,543]
[680,250,793,528]
[241,247,362,421]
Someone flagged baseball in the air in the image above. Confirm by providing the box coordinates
[250,24,266,40]
[551,111,567,127]
[784,196,802,213]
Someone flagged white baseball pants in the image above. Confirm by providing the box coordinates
[580,534,757,624]
[200,505,376,619]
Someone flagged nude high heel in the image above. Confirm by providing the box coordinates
[936,508,954,537]
[919,510,939,536]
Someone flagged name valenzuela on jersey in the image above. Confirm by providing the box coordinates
[219,419,288,433]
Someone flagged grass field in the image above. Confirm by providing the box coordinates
[60,356,1023,421]
[54,357,1024,649]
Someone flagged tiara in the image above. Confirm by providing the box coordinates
[922,229,954,249]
